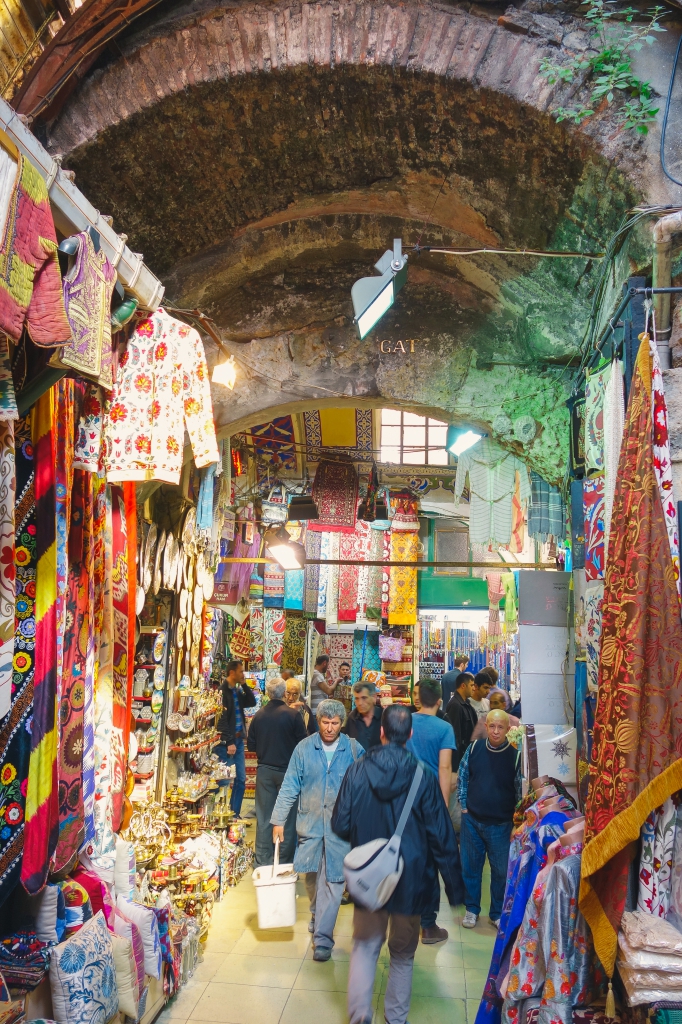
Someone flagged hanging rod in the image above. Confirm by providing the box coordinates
[0,98,164,310]
[220,557,557,569]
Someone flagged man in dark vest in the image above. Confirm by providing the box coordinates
[457,709,522,929]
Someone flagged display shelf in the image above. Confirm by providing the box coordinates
[179,787,209,803]
[169,736,219,753]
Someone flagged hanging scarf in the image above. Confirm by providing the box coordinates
[303,530,321,616]
[22,392,59,894]
[649,337,680,600]
[337,530,359,622]
[81,473,97,847]
[603,360,624,557]
[110,486,129,832]
[124,483,136,757]
[281,611,307,673]
[580,341,682,979]
[325,533,340,626]
[388,532,418,625]
[263,608,285,667]
[0,419,33,908]
[0,422,14,718]
[310,459,358,531]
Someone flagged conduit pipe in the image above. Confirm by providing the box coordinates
[652,209,682,368]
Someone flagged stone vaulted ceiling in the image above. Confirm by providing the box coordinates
[36,0,651,482]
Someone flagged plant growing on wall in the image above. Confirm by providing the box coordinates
[539,0,666,133]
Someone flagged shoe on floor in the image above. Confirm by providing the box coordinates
[308,917,315,934]
[462,911,478,929]
[421,925,448,944]
[340,889,351,905]
[313,946,332,961]
[489,917,500,930]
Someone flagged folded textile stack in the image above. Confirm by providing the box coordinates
[0,931,51,993]
[618,911,682,1005]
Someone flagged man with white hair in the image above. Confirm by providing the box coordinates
[271,698,363,960]
[247,675,307,867]
[457,708,523,930]
[284,676,317,735]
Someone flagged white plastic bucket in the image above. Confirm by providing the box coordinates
[252,838,298,929]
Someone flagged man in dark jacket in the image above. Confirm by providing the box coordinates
[216,659,257,818]
[445,672,477,771]
[342,680,382,751]
[332,704,464,1024]
[247,676,306,866]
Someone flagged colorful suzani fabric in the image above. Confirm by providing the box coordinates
[649,337,680,600]
[584,364,609,475]
[585,581,604,694]
[388,532,418,625]
[0,418,34,908]
[583,476,605,582]
[637,797,676,918]
[0,421,14,719]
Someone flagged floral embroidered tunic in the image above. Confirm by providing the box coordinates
[102,309,218,484]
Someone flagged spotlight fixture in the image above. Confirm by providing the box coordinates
[351,239,408,339]
[288,495,319,520]
[263,526,305,570]
[212,354,237,389]
[446,425,484,457]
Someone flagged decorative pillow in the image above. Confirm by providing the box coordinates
[71,868,114,923]
[13,884,67,944]
[114,838,136,901]
[112,908,145,995]
[110,932,140,1019]
[116,897,161,980]
[49,912,118,1024]
[58,880,93,939]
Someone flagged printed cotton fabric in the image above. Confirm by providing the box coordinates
[281,611,307,673]
[649,337,680,600]
[583,476,605,581]
[584,581,603,693]
[0,421,14,718]
[585,364,609,475]
[580,341,682,979]
[310,459,358,530]
[102,309,219,484]
[637,798,676,918]
[528,472,566,543]
[263,562,285,608]
[263,608,285,667]
[388,531,418,625]
[603,360,624,556]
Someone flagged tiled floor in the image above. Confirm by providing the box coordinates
[158,827,496,1024]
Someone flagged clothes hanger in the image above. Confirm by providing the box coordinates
[560,826,584,846]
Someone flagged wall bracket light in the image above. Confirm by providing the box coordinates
[351,239,408,339]
[446,425,484,457]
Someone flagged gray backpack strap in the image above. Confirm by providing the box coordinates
[394,765,423,839]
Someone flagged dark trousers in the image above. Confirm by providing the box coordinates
[420,871,441,929]
[460,813,512,921]
[254,764,296,867]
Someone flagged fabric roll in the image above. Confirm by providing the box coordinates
[388,532,418,625]
[649,338,680,600]
[0,418,34,908]
[583,475,605,581]
[0,421,14,718]
[22,391,59,894]
[603,360,624,556]
[580,340,682,979]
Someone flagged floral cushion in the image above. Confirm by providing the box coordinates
[49,911,118,1024]
[116,897,161,980]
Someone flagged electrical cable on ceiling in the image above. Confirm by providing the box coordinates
[661,34,682,189]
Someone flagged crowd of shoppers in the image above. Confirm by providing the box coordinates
[222,658,520,1024]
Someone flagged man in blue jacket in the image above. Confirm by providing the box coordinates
[332,704,464,1024]
[271,698,363,961]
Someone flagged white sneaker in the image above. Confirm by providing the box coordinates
[462,911,478,929]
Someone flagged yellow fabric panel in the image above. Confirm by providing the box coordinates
[319,408,357,448]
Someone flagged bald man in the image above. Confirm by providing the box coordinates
[457,710,522,929]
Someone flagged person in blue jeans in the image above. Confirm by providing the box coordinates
[216,659,256,817]
[457,709,522,929]
[406,677,456,944]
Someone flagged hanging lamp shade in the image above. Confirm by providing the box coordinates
[288,494,319,520]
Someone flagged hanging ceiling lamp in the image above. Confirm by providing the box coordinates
[446,424,484,457]
[288,494,319,520]
[351,240,408,339]
[212,353,237,389]
[263,525,305,570]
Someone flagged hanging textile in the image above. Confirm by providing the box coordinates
[583,476,605,581]
[527,472,566,542]
[51,231,117,387]
[81,474,97,847]
[249,604,264,667]
[351,629,381,684]
[0,421,14,718]
[455,439,531,547]
[281,611,307,673]
[575,661,590,809]
[283,568,304,611]
[585,363,610,475]
[501,573,517,634]
[649,337,680,600]
[584,581,603,694]
[196,463,217,530]
[570,480,586,570]
[263,608,285,667]
[124,484,136,757]
[486,572,503,639]
[509,475,525,554]
[0,152,71,347]
[327,633,353,682]
[22,391,59,894]
[381,530,391,619]
[364,530,383,621]
[337,530,359,622]
[388,532,418,626]
[637,797,676,918]
[325,533,340,627]
[568,392,586,479]
[0,418,33,908]
[0,335,17,421]
[110,487,129,833]
[355,521,373,626]
[603,360,624,556]
[303,530,321,616]
[54,379,73,725]
[73,384,104,473]
[317,533,331,619]
[309,459,358,531]
[580,340,682,980]
[263,562,285,608]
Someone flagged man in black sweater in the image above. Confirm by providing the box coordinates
[445,672,478,771]
[247,675,307,866]
[342,680,382,751]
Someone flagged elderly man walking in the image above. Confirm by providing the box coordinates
[247,676,307,867]
[284,676,317,735]
[271,698,363,961]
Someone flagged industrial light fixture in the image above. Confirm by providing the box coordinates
[351,239,408,339]
[263,526,305,570]
[446,425,484,457]
[288,494,319,520]
[212,354,237,389]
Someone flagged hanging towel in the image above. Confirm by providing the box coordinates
[197,463,217,530]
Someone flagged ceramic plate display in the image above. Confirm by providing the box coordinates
[136,584,145,616]
[153,530,166,595]
[196,550,206,588]
[186,558,194,593]
[176,619,186,649]
[175,544,184,592]
[191,666,199,685]
[192,614,202,642]
[151,691,163,713]
[162,533,175,590]
[190,640,199,668]
[193,586,203,616]
[176,658,183,683]
[179,715,194,734]
[146,725,158,745]
[153,631,166,662]
[179,588,188,619]
[203,573,214,601]
[153,664,164,688]
[181,506,197,549]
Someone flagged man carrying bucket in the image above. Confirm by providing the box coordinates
[271,698,363,961]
